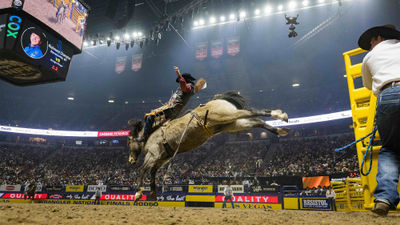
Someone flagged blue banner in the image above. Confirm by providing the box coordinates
[302,198,330,210]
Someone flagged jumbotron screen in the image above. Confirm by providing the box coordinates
[23,0,88,50]
[0,0,12,9]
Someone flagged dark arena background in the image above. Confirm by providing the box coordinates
[0,0,400,224]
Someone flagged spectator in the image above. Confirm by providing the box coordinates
[326,186,336,211]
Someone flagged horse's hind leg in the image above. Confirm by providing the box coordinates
[210,108,288,124]
[225,118,290,136]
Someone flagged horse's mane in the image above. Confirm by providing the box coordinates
[212,91,249,109]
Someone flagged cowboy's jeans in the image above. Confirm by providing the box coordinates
[374,85,400,209]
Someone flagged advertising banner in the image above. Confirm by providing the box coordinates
[214,202,282,210]
[156,194,185,202]
[250,185,280,193]
[109,185,131,192]
[65,185,84,192]
[301,198,331,210]
[0,185,21,192]
[87,185,107,192]
[217,185,244,194]
[195,42,208,61]
[97,130,129,137]
[115,56,127,74]
[215,195,279,203]
[100,194,146,201]
[162,185,185,192]
[65,194,92,200]
[211,40,223,59]
[1,193,47,199]
[188,185,213,193]
[48,194,63,199]
[46,186,63,192]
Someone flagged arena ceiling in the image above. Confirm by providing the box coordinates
[1,0,400,130]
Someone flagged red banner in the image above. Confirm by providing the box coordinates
[215,195,278,203]
[211,40,223,59]
[195,42,208,61]
[97,130,130,137]
[2,193,47,199]
[100,194,146,201]
[131,54,143,72]
[227,37,240,56]
[115,56,127,74]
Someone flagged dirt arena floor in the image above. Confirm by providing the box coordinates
[1,203,400,225]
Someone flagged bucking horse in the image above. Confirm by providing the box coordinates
[127,91,290,201]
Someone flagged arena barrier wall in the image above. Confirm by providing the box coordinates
[343,48,400,211]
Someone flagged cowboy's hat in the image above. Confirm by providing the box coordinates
[176,73,196,83]
[358,24,400,50]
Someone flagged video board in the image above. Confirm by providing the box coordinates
[0,0,12,9]
[23,0,88,50]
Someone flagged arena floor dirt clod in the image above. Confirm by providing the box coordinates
[0,203,399,225]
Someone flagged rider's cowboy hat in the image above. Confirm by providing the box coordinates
[358,24,400,50]
[176,73,196,84]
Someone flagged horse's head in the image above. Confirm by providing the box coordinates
[127,120,144,165]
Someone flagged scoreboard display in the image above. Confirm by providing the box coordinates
[0,0,88,86]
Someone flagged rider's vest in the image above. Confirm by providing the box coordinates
[145,83,195,120]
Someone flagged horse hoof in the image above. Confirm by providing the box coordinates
[277,128,290,136]
[279,113,288,122]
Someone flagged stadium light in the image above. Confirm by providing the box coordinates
[239,11,246,19]
[302,0,309,6]
[254,9,260,16]
[133,32,138,38]
[125,101,129,104]
[220,16,226,22]
[194,20,199,26]
[199,19,205,25]
[292,83,300,87]
[278,5,284,11]
[264,6,272,14]
[115,36,120,41]
[138,32,143,37]
[83,41,88,47]
[209,17,216,24]
[67,97,74,101]
[229,13,235,20]
[288,1,297,9]
[108,99,114,103]
[318,0,325,3]
[124,33,130,40]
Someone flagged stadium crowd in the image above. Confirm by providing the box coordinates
[0,133,358,187]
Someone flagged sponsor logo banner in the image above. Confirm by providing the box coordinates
[48,194,63,199]
[65,194,92,200]
[87,185,107,192]
[131,54,143,72]
[0,184,21,192]
[65,185,84,192]
[214,203,282,210]
[188,185,213,193]
[162,185,185,192]
[250,185,280,193]
[195,42,208,61]
[0,193,4,198]
[115,56,127,74]
[301,198,331,210]
[100,194,146,201]
[97,130,129,137]
[211,40,223,59]
[217,185,244,194]
[227,37,240,56]
[2,193,47,199]
[215,195,279,203]
[156,195,186,202]
[109,185,131,192]
[46,186,63,192]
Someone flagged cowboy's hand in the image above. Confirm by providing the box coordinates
[174,66,180,73]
